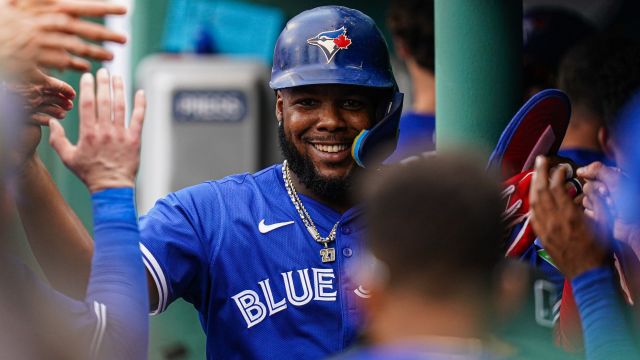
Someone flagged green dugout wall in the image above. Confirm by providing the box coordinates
[434,0,522,152]
[32,1,522,359]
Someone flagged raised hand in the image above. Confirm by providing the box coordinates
[49,69,146,193]
[577,162,623,219]
[1,0,127,73]
[6,70,75,125]
[11,0,127,18]
[578,162,640,260]
[529,156,610,279]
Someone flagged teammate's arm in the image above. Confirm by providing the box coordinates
[15,156,94,298]
[46,69,150,358]
[530,156,639,359]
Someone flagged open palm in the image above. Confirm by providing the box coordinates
[49,69,146,193]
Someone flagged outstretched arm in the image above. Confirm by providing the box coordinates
[530,156,639,360]
[15,156,94,298]
[1,0,128,299]
[47,69,150,359]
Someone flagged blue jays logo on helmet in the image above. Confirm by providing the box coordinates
[306,27,352,64]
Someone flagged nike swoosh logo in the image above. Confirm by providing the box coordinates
[258,219,295,234]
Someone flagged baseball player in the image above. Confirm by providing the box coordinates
[385,0,436,163]
[18,6,405,359]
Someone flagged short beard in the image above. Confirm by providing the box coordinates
[278,123,356,202]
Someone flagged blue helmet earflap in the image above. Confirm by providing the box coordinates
[352,91,404,168]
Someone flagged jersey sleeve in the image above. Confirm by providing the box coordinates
[5,188,148,359]
[138,184,212,314]
[572,267,640,360]
[85,187,149,359]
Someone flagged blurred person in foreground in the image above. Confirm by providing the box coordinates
[334,153,638,360]
[0,70,149,359]
[385,0,435,162]
[531,155,640,360]
[336,154,506,359]
[0,0,154,358]
[0,70,148,359]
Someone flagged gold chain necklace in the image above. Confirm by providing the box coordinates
[282,160,339,263]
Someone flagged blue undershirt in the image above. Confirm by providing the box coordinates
[572,267,639,360]
[9,188,148,359]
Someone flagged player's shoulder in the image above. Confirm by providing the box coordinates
[165,164,282,206]
[214,163,281,188]
[142,164,283,220]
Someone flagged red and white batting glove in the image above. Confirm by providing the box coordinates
[502,165,582,258]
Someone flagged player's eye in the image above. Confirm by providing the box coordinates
[341,99,366,110]
[295,98,318,107]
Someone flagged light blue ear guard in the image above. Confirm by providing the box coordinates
[352,92,404,168]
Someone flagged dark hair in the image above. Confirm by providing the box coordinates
[387,0,434,73]
[596,38,640,138]
[363,154,504,298]
[523,7,596,92]
[558,36,640,138]
[557,37,607,122]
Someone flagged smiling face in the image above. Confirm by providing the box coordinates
[276,84,383,202]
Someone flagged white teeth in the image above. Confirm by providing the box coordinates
[313,144,348,153]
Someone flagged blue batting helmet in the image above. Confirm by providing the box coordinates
[270,6,404,167]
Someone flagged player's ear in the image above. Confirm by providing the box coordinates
[275,90,283,126]
[392,37,410,60]
[598,126,616,161]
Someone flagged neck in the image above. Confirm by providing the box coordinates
[286,164,353,214]
[368,292,486,346]
[406,59,435,114]
[560,106,603,151]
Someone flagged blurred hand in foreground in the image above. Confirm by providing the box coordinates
[0,0,127,73]
[530,156,610,279]
[578,162,640,259]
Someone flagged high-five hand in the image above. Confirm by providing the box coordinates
[49,68,146,193]
[4,0,127,72]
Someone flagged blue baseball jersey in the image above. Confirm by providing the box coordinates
[384,112,436,164]
[139,163,367,359]
[384,112,435,164]
[557,148,613,167]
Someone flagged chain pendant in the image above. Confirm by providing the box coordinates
[320,247,336,263]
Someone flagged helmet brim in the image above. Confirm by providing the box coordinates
[269,65,395,90]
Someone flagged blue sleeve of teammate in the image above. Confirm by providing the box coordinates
[14,188,147,359]
[84,187,148,359]
[572,267,639,360]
